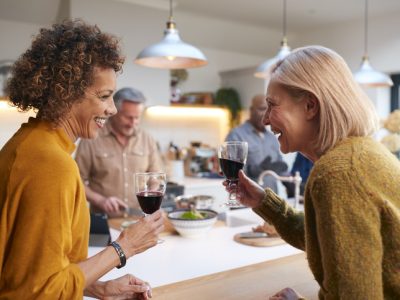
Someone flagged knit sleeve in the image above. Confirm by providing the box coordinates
[253,188,305,250]
[309,169,383,299]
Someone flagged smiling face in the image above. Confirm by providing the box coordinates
[109,101,144,138]
[263,80,320,161]
[65,67,117,140]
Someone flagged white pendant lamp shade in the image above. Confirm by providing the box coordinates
[354,56,393,87]
[254,39,290,78]
[354,0,392,87]
[135,21,207,69]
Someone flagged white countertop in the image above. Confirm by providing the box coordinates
[181,176,224,187]
[86,208,302,298]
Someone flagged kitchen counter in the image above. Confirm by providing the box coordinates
[87,209,312,299]
[152,253,318,300]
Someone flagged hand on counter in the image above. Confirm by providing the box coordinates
[92,274,152,300]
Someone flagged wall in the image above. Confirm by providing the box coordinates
[290,11,400,119]
[142,106,230,151]
[69,0,268,105]
[220,66,265,108]
[0,104,35,147]
[1,2,399,150]
[0,19,43,61]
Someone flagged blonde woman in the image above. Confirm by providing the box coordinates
[230,46,400,299]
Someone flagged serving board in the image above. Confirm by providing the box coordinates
[233,233,286,247]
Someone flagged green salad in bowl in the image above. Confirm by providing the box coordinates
[167,208,218,238]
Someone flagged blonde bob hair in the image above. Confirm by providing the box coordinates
[270,45,379,155]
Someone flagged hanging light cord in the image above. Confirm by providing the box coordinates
[167,0,175,29]
[169,0,173,21]
[364,0,369,57]
[283,0,287,38]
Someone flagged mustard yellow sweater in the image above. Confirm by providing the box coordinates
[254,137,400,299]
[0,118,89,299]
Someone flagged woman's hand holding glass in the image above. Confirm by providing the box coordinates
[223,170,266,208]
[134,172,166,243]
[116,210,164,258]
[218,141,248,207]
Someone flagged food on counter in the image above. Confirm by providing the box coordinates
[252,222,279,237]
[168,209,218,238]
[180,210,206,220]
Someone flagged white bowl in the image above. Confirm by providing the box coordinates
[167,209,218,238]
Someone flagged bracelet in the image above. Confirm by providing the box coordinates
[109,241,126,269]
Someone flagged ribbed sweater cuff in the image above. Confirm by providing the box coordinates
[252,188,288,222]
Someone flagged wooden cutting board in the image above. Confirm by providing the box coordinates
[233,233,286,247]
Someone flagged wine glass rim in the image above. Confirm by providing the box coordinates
[135,171,166,176]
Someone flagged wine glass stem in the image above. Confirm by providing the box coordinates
[228,180,238,200]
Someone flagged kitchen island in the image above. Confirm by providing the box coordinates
[87,208,318,299]
[152,253,318,300]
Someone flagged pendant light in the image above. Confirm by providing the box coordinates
[254,0,291,79]
[134,0,207,69]
[354,0,392,87]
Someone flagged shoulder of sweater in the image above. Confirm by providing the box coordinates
[311,137,384,177]
[15,135,77,179]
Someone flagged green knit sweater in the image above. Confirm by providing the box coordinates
[254,136,400,299]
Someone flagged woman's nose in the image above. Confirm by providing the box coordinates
[107,99,117,116]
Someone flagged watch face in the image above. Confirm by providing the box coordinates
[0,60,13,100]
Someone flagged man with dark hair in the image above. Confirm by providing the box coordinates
[225,94,288,193]
[75,87,163,217]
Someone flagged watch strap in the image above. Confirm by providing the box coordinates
[109,241,126,269]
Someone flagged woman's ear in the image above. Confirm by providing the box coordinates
[304,93,319,120]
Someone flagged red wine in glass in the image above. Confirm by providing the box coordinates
[136,191,164,214]
[219,158,245,182]
[218,141,248,207]
[135,172,166,243]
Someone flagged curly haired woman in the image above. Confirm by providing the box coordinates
[0,19,164,299]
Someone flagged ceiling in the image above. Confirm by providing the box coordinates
[1,0,400,32]
[166,0,400,31]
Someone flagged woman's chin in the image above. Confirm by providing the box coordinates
[80,129,99,140]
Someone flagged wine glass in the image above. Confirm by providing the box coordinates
[135,172,166,243]
[218,141,248,207]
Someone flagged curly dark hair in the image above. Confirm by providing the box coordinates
[6,19,125,125]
